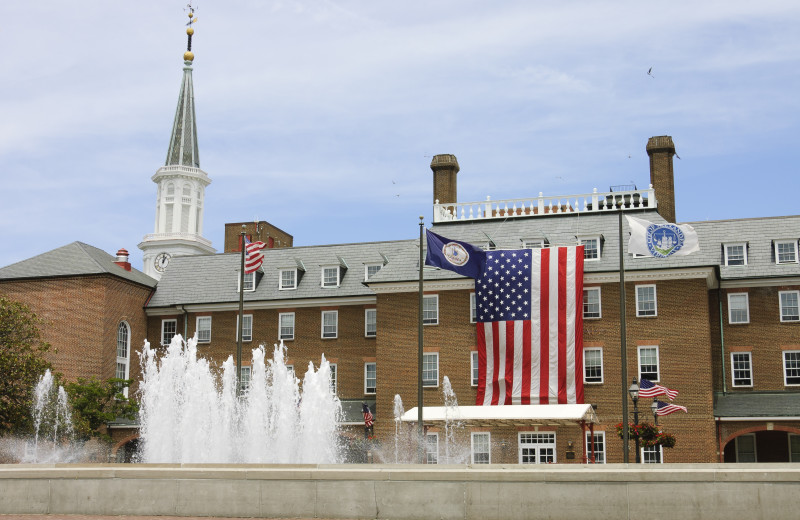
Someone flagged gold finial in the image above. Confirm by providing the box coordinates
[183,3,197,62]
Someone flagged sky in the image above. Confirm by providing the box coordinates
[1,1,799,271]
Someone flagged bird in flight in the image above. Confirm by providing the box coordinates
[647,67,655,78]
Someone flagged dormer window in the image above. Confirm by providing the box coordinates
[239,271,256,292]
[775,240,799,264]
[322,266,340,288]
[579,236,601,260]
[522,239,546,249]
[280,268,297,290]
[365,263,383,281]
[724,243,747,266]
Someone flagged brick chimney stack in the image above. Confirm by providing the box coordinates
[646,136,677,223]
[114,248,132,271]
[430,154,460,205]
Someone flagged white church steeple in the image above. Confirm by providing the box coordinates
[139,6,215,280]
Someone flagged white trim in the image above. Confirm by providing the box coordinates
[278,312,295,341]
[195,316,212,343]
[470,351,479,387]
[518,431,557,464]
[635,284,657,317]
[364,362,376,395]
[236,314,253,342]
[116,321,131,398]
[727,293,750,324]
[730,351,753,388]
[637,345,660,382]
[783,350,800,387]
[369,279,475,294]
[724,242,748,266]
[321,310,338,339]
[279,268,297,290]
[365,263,383,281]
[237,271,256,292]
[720,277,800,289]
[423,294,439,325]
[779,290,800,323]
[146,296,376,315]
[423,352,439,387]
[578,236,601,261]
[364,308,377,338]
[321,265,340,288]
[583,286,602,319]
[583,347,604,384]
[775,240,799,265]
[161,319,177,346]
[641,444,664,464]
[585,431,606,464]
[716,416,800,421]
[471,432,491,464]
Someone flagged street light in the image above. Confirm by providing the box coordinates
[628,377,640,463]
[651,398,659,426]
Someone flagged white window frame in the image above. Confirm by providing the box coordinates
[278,312,295,341]
[522,239,545,249]
[641,445,663,464]
[364,362,376,394]
[321,310,338,339]
[426,433,439,464]
[724,243,747,266]
[161,319,177,346]
[238,271,256,292]
[279,268,297,290]
[471,432,491,464]
[470,292,477,323]
[775,240,799,265]
[423,352,439,387]
[727,293,750,324]
[638,345,660,382]
[579,236,600,261]
[518,432,557,464]
[321,266,340,288]
[196,316,211,343]
[583,287,602,319]
[471,351,479,387]
[239,366,251,393]
[731,351,753,387]
[783,350,800,386]
[329,363,337,394]
[236,314,253,342]
[779,291,800,322]
[735,433,757,462]
[116,321,131,398]
[583,347,603,384]
[423,294,439,325]
[585,431,606,464]
[365,308,377,338]
[635,284,657,317]
[365,263,382,281]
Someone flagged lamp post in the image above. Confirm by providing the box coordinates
[651,398,659,426]
[628,377,640,463]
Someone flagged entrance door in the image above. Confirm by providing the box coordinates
[519,432,556,464]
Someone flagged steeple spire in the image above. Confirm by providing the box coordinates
[165,6,200,168]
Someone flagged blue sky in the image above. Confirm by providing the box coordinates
[1,1,799,271]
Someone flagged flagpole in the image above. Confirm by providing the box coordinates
[618,207,630,463]
[237,225,246,397]
[417,216,424,464]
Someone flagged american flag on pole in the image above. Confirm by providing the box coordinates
[474,247,585,405]
[654,400,688,416]
[244,238,266,274]
[638,378,678,400]
[362,403,374,428]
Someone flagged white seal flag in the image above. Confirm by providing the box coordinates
[626,215,699,258]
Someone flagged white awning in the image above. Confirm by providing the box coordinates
[400,404,598,426]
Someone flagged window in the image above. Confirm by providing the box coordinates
[724,243,747,266]
[116,322,130,398]
[423,295,439,325]
[585,432,606,463]
[236,314,253,342]
[638,346,660,381]
[279,313,295,341]
[470,293,477,323]
[580,237,600,260]
[583,287,601,319]
[636,285,657,317]
[471,432,491,464]
[735,434,756,462]
[519,432,556,464]
[240,366,251,392]
[196,316,211,343]
[329,363,337,394]
[161,319,177,346]
[790,434,800,462]
[780,291,800,322]
[322,266,340,288]
[784,351,800,386]
[523,239,545,249]
[426,433,439,464]
[642,445,663,464]
[365,309,377,337]
[731,352,753,387]
[775,241,798,264]
[471,351,479,387]
[423,352,439,387]
[239,271,255,292]
[364,362,376,394]
[279,269,297,290]
[728,293,750,324]
[322,310,338,338]
[584,348,603,384]
[365,263,382,281]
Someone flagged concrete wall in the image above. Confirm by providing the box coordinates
[1,463,799,520]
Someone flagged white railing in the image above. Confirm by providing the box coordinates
[141,233,213,247]
[155,165,208,177]
[433,186,656,223]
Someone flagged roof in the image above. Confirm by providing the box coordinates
[165,63,200,168]
[400,404,598,426]
[0,241,157,288]
[714,392,800,418]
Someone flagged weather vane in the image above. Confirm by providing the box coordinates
[183,3,198,62]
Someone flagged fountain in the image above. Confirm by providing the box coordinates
[393,394,404,463]
[137,334,343,464]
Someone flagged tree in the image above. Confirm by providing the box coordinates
[65,377,138,442]
[0,296,53,434]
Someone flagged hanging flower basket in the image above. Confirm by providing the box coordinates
[616,422,676,448]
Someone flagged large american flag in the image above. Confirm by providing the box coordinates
[475,246,584,405]
[638,378,678,400]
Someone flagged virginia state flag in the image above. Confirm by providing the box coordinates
[425,229,486,278]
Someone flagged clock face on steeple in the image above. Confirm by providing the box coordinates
[154,252,172,273]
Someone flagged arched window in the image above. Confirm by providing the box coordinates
[116,322,131,397]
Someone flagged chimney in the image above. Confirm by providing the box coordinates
[430,154,459,205]
[646,136,677,223]
[114,248,132,271]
